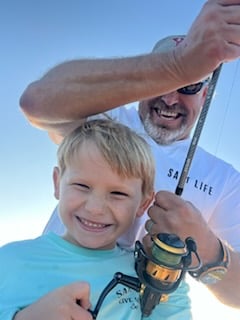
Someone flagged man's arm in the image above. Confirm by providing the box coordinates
[210,250,240,308]
[20,0,240,140]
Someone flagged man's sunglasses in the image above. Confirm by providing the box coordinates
[177,79,209,95]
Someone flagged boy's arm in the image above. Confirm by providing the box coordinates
[13,282,92,320]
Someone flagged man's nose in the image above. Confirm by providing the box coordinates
[161,91,179,106]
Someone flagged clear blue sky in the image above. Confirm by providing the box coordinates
[1,1,240,318]
[1,0,240,243]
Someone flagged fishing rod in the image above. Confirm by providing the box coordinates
[79,68,223,319]
[175,64,223,196]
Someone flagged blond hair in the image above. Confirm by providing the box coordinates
[57,119,155,198]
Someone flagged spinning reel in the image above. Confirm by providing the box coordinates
[87,233,201,318]
[134,233,201,316]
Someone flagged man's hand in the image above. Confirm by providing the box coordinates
[143,190,220,266]
[175,0,240,84]
[14,282,93,320]
[143,190,240,308]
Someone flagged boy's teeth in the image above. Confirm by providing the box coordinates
[81,218,106,228]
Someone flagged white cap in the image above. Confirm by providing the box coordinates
[152,35,185,53]
[152,35,212,82]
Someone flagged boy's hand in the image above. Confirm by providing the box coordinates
[14,282,93,320]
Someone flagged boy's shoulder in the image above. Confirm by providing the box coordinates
[0,234,50,258]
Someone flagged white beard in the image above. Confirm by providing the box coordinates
[142,113,188,145]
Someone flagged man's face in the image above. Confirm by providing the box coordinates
[138,84,208,145]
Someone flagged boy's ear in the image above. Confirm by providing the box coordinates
[136,192,154,217]
[53,167,60,200]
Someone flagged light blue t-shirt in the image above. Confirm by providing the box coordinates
[0,233,191,319]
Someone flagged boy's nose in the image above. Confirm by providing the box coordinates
[161,91,179,106]
[85,194,105,215]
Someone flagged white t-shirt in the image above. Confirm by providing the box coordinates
[44,106,240,251]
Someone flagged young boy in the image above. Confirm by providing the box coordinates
[0,119,190,319]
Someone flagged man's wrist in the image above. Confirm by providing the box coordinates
[189,239,230,285]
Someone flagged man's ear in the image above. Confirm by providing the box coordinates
[53,167,60,200]
[136,192,155,217]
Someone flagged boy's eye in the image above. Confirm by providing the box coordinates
[74,183,89,190]
[111,191,129,197]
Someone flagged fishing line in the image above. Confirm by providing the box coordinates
[175,64,223,196]
[213,60,239,157]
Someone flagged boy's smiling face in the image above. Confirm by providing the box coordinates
[53,141,152,250]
